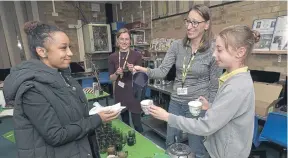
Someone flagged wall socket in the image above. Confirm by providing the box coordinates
[278,54,282,62]
[68,24,77,29]
[52,12,58,16]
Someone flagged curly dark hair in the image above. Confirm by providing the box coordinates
[23,21,63,59]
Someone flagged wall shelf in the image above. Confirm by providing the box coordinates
[129,28,151,31]
[131,43,150,47]
[149,50,167,53]
[252,51,287,55]
[151,1,240,21]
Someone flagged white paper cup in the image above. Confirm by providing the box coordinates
[188,100,202,116]
[140,99,153,115]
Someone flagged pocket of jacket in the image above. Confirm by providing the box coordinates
[15,128,34,149]
[54,142,79,157]
[35,146,48,158]
[70,153,80,158]
[18,149,35,158]
[223,130,233,157]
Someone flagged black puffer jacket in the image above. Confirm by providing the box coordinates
[4,59,102,158]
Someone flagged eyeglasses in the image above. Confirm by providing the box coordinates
[184,19,206,28]
[118,38,130,43]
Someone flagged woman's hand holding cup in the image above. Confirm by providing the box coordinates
[127,63,136,73]
[133,65,147,73]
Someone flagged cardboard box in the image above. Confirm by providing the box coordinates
[254,82,283,117]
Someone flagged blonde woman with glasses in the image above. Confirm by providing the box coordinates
[129,5,222,158]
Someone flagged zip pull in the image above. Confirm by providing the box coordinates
[59,72,70,87]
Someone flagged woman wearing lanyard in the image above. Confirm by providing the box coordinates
[108,28,144,133]
[129,5,222,158]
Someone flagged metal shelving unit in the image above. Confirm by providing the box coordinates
[142,116,167,139]
[141,83,173,139]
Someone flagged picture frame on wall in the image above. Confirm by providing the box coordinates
[252,18,277,51]
[270,16,288,51]
[133,34,144,45]
[83,24,112,53]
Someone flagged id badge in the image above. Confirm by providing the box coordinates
[118,81,125,88]
[177,88,188,95]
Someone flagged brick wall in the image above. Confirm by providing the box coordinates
[212,1,287,78]
[37,1,107,62]
[113,1,152,42]
[118,1,287,77]
[35,1,287,77]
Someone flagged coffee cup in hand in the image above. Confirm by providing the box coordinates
[188,100,202,116]
[140,99,153,115]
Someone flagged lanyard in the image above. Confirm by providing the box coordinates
[182,49,197,88]
[181,39,203,87]
[118,51,130,69]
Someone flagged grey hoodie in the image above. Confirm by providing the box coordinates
[168,72,255,158]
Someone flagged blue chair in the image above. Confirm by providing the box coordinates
[145,87,151,98]
[81,78,94,88]
[98,72,111,84]
[253,112,287,157]
[98,72,113,96]
[259,112,287,147]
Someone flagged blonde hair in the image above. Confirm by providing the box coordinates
[116,28,131,39]
[116,28,131,49]
[219,25,260,60]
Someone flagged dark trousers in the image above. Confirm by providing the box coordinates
[121,110,143,133]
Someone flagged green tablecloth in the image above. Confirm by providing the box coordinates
[85,92,110,101]
[84,92,165,157]
[100,119,165,158]
[2,120,165,157]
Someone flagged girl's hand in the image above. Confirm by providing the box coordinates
[148,105,169,122]
[198,96,210,110]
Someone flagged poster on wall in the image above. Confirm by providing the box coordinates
[270,16,288,51]
[252,18,276,51]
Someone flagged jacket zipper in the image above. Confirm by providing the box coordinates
[59,72,70,87]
